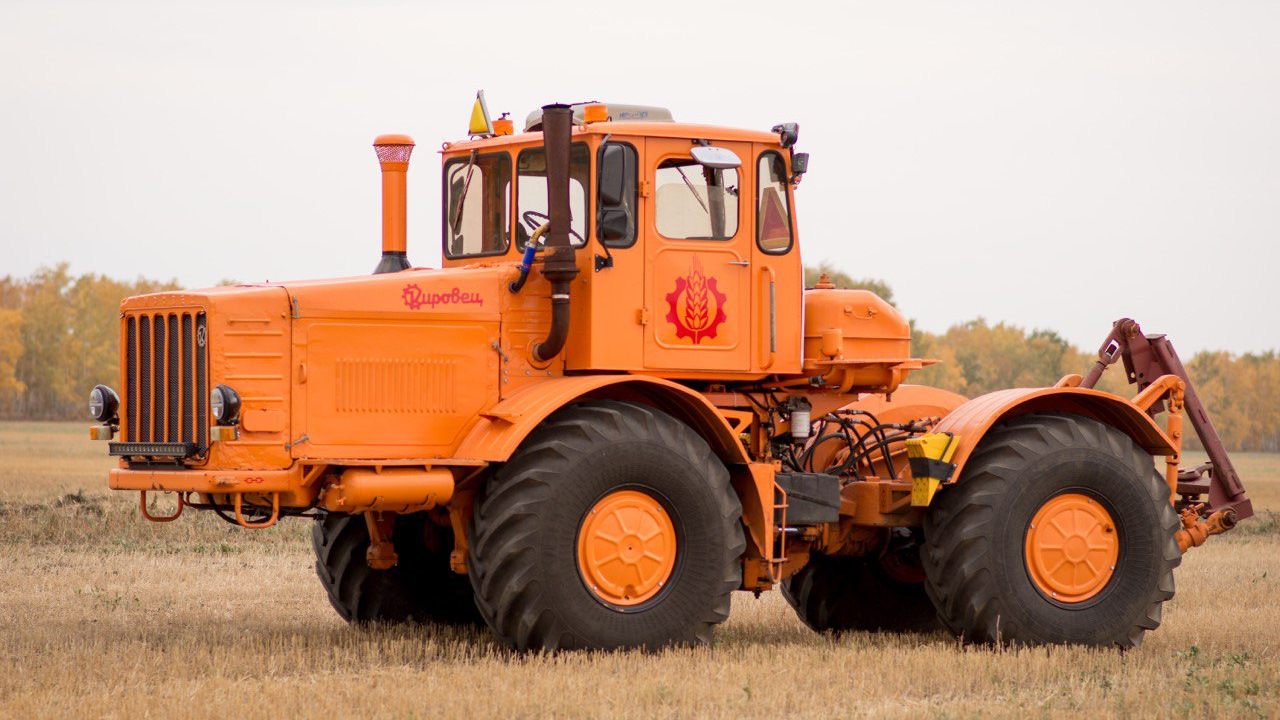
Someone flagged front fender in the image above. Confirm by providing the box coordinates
[454,376,750,466]
[935,387,1176,483]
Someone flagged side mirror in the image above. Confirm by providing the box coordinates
[599,208,630,242]
[791,152,810,180]
[599,145,627,207]
[690,145,741,169]
[771,122,799,149]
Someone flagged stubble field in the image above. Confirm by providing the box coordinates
[1,421,1278,719]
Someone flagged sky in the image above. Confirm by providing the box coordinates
[1,0,1277,354]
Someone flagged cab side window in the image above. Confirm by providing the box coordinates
[756,152,793,254]
[655,158,739,240]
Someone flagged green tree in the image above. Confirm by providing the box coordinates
[803,262,895,305]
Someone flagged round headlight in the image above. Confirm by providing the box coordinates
[89,385,119,422]
[210,384,241,423]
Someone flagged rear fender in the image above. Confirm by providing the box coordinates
[934,387,1176,483]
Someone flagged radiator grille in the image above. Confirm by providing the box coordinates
[124,311,208,455]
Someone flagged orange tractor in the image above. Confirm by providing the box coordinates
[90,100,1252,650]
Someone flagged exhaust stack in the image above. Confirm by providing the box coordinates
[373,134,415,274]
[532,104,579,362]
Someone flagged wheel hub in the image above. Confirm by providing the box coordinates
[1025,493,1119,603]
[577,490,677,607]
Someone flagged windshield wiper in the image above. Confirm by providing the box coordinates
[676,166,710,214]
[451,150,479,234]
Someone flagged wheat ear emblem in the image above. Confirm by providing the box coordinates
[664,255,728,344]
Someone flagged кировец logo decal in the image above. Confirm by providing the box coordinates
[402,284,484,310]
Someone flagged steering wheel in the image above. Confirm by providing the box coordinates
[526,221,551,249]
[521,209,585,245]
[522,210,550,231]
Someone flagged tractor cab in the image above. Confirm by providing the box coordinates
[438,103,807,379]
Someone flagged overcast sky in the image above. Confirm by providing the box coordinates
[2,0,1276,354]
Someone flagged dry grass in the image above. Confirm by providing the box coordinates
[1183,451,1280,516]
[1,422,1278,719]
[0,421,119,501]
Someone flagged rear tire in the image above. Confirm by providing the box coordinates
[782,552,939,633]
[467,400,745,651]
[312,512,481,625]
[922,412,1181,647]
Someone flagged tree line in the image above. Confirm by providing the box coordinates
[1,263,1276,452]
[806,263,1280,452]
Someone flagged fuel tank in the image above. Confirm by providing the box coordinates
[802,287,919,393]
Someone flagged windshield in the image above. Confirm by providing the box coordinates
[516,143,590,250]
[443,151,512,258]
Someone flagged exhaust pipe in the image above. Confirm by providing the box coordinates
[373,134,415,274]
[533,104,579,362]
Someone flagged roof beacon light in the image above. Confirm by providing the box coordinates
[373,134,415,274]
[493,113,514,136]
[582,103,609,124]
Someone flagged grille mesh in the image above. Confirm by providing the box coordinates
[125,317,137,439]
[182,315,193,444]
[138,319,152,442]
[124,310,208,456]
[166,315,179,442]
[152,316,164,442]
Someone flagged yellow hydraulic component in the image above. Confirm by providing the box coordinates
[906,433,959,507]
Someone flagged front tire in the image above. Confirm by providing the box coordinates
[781,552,939,633]
[467,400,745,651]
[922,412,1181,648]
[312,512,481,626]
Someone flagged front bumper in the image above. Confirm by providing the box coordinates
[109,465,315,507]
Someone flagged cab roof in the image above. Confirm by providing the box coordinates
[442,122,782,154]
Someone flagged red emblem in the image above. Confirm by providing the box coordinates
[664,255,727,344]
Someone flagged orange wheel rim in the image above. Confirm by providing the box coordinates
[577,490,677,607]
[1025,493,1119,603]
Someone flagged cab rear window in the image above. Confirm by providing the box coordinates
[756,151,793,254]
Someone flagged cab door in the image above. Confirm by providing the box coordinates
[642,138,752,373]
[748,148,803,374]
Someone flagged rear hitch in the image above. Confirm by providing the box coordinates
[1176,504,1238,553]
[1080,318,1253,521]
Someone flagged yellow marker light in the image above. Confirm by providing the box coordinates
[582,103,609,124]
[89,425,114,441]
[906,433,960,507]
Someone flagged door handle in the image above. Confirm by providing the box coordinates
[727,260,750,266]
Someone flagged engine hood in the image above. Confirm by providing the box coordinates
[280,265,512,320]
